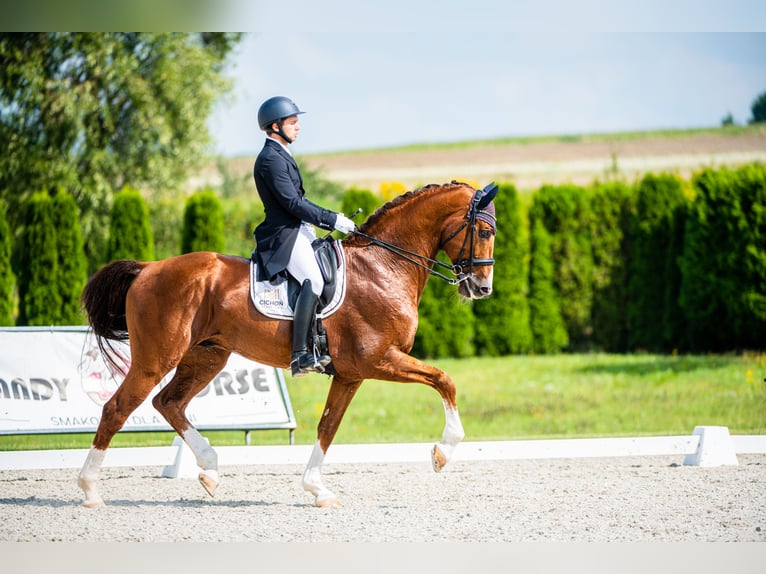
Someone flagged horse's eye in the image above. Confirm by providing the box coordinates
[479,229,492,239]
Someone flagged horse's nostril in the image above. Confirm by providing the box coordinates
[481,286,492,295]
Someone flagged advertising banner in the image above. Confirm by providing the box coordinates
[0,327,296,435]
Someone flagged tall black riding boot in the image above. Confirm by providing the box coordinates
[291,280,331,377]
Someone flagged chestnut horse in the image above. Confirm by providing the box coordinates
[77,181,497,508]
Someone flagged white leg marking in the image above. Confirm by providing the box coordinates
[78,447,106,508]
[432,400,465,472]
[442,399,466,448]
[182,428,219,496]
[181,428,218,471]
[302,440,339,507]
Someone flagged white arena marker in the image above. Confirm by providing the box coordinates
[683,425,739,467]
[162,436,204,479]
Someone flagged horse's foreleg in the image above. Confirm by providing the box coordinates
[301,377,362,508]
[78,447,107,508]
[302,441,338,508]
[432,398,466,472]
[152,346,231,498]
[374,350,465,472]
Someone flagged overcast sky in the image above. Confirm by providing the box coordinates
[207,5,766,157]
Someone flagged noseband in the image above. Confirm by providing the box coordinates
[353,182,498,286]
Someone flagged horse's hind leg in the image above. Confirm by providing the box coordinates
[302,376,362,508]
[78,368,165,508]
[152,345,231,497]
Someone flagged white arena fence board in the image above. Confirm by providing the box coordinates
[2,430,764,474]
[0,327,296,436]
[732,435,766,454]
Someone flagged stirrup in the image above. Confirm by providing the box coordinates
[291,351,332,378]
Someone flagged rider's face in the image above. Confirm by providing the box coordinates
[278,115,300,142]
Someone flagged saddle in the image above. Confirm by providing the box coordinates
[250,238,346,375]
[250,237,346,319]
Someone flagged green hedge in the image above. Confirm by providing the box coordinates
[13,192,61,326]
[412,253,476,359]
[413,164,764,356]
[108,186,155,261]
[3,164,764,351]
[51,189,87,325]
[530,184,594,349]
[182,189,226,254]
[627,173,688,351]
[341,187,383,223]
[679,164,766,350]
[589,181,633,352]
[528,216,569,353]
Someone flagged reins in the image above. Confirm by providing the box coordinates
[350,183,499,286]
[352,228,468,285]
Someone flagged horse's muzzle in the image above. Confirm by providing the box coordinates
[458,275,493,300]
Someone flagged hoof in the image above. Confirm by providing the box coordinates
[82,497,105,509]
[431,444,448,472]
[315,496,342,508]
[198,469,219,497]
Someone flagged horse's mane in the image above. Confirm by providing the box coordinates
[346,181,469,245]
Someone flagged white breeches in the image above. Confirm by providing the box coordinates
[287,224,324,296]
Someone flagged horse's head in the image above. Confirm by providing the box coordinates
[350,181,497,299]
[441,182,498,300]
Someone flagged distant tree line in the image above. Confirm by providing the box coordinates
[0,188,226,326]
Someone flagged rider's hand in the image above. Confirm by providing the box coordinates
[334,213,357,234]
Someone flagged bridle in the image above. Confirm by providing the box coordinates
[352,183,498,286]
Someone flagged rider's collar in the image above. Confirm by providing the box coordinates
[267,136,292,156]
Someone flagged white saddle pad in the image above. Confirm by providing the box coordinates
[249,242,347,320]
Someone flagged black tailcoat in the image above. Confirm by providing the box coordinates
[252,139,337,280]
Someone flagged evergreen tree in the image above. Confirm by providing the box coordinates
[750,90,766,124]
[0,200,14,325]
[14,192,61,325]
[532,184,594,348]
[473,183,532,355]
[222,195,265,259]
[150,196,185,261]
[182,189,225,254]
[735,164,766,345]
[589,181,633,352]
[341,187,383,224]
[51,189,87,324]
[679,164,766,350]
[735,163,766,346]
[627,173,687,351]
[528,217,568,353]
[413,253,476,359]
[108,186,155,261]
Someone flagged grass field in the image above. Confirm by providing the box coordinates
[1,353,763,451]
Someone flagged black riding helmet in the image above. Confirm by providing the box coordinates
[257,96,305,144]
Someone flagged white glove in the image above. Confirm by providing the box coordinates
[334,213,357,234]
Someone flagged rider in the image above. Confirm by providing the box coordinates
[253,96,356,378]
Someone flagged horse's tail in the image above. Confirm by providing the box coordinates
[81,259,145,374]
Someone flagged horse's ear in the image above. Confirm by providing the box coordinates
[477,182,498,209]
